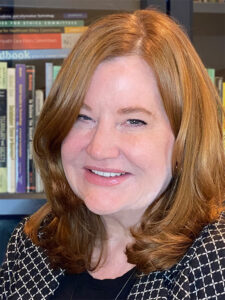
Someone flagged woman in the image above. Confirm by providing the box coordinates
[1,9,225,300]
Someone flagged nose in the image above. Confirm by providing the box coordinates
[86,123,120,160]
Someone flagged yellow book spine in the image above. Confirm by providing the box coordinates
[64,26,88,33]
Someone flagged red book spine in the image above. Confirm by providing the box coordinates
[0,33,62,50]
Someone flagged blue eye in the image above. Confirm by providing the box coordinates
[127,119,147,126]
[77,114,92,121]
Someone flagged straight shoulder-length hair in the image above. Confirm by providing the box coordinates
[25,9,225,273]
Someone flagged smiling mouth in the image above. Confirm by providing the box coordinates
[88,169,127,178]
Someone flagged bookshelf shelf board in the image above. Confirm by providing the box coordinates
[0,194,46,215]
[194,2,225,14]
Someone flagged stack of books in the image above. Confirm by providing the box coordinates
[0,7,88,193]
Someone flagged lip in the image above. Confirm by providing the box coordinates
[85,165,127,173]
[84,166,131,186]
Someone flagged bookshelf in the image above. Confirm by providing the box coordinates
[193,1,225,78]
[0,1,140,215]
[0,0,224,215]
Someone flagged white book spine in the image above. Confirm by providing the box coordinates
[7,67,16,193]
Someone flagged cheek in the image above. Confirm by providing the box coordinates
[61,130,85,162]
[130,131,174,173]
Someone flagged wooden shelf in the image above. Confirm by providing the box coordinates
[0,194,46,215]
[194,2,225,14]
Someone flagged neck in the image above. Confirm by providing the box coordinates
[89,209,144,279]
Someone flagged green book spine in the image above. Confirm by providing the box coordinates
[207,68,215,85]
[0,19,84,27]
[53,65,61,81]
[0,61,7,193]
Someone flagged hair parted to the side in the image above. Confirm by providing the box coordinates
[25,9,225,274]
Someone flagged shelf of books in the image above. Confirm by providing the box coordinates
[0,1,224,215]
[0,3,139,215]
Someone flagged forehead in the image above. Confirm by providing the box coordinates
[83,55,165,113]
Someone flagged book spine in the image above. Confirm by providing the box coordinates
[53,65,61,81]
[0,62,7,193]
[15,64,26,193]
[64,26,88,33]
[7,67,16,193]
[61,33,82,49]
[0,27,65,34]
[26,65,36,193]
[207,68,215,85]
[0,20,84,27]
[0,49,70,60]
[0,33,62,50]
[45,62,53,98]
[0,7,87,20]
[35,89,44,193]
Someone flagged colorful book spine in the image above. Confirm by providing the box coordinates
[7,67,16,193]
[26,65,36,192]
[0,49,70,60]
[0,20,84,27]
[53,65,61,81]
[35,89,44,193]
[0,61,7,193]
[0,27,65,34]
[0,33,62,50]
[207,68,215,85]
[0,7,87,20]
[64,26,88,33]
[15,64,26,193]
[45,62,53,98]
[61,33,83,49]
[0,33,83,50]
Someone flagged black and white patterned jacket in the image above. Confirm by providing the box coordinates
[1,213,225,300]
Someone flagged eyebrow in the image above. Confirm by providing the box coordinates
[81,104,152,116]
[117,106,152,116]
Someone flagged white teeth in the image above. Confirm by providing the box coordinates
[91,170,125,177]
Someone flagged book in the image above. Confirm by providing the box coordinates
[61,33,83,49]
[7,67,16,193]
[45,62,53,98]
[15,64,27,193]
[207,68,215,85]
[0,7,87,20]
[35,89,44,193]
[0,61,7,193]
[0,26,87,34]
[53,65,61,81]
[0,33,62,50]
[0,33,83,50]
[26,65,36,192]
[215,76,223,100]
[64,26,88,33]
[0,49,70,60]
[0,20,84,27]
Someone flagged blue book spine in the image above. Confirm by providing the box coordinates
[0,49,70,60]
[15,64,26,193]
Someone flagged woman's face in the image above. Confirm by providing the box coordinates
[61,55,175,216]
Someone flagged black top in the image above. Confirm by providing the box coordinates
[52,268,136,299]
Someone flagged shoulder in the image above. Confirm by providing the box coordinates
[0,217,64,299]
[166,212,225,299]
[128,213,225,300]
[184,212,225,266]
